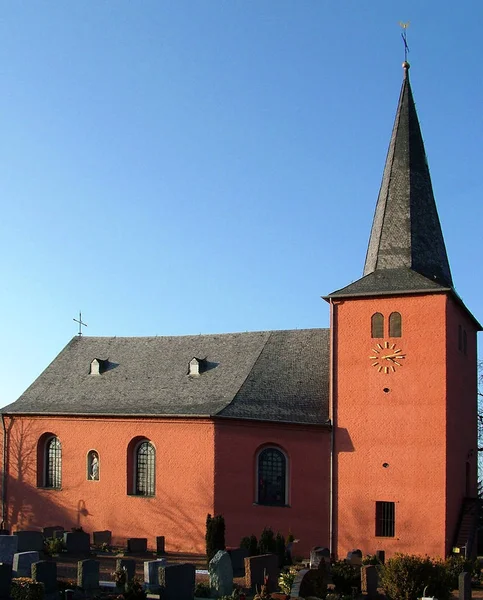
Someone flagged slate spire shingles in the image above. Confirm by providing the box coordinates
[364,62,453,288]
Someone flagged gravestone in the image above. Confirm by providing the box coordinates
[347,549,363,566]
[54,529,65,540]
[128,538,148,553]
[93,531,112,546]
[244,553,279,593]
[209,550,233,597]
[64,531,90,554]
[361,565,378,599]
[14,531,44,553]
[116,559,136,583]
[310,546,330,569]
[290,563,328,599]
[77,559,100,592]
[0,535,18,564]
[158,563,196,600]
[228,547,249,577]
[32,560,58,595]
[0,564,12,600]
[144,559,167,591]
[43,526,64,539]
[13,551,40,577]
[459,572,471,600]
[156,536,165,554]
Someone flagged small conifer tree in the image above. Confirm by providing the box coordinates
[205,513,226,564]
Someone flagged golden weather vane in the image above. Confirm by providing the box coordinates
[399,21,410,63]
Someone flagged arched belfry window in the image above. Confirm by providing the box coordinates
[257,447,287,506]
[371,313,384,338]
[45,436,62,489]
[389,312,402,338]
[87,450,100,481]
[135,441,156,496]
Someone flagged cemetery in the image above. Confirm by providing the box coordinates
[0,521,480,600]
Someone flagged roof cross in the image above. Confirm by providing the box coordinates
[73,311,87,336]
[399,21,410,62]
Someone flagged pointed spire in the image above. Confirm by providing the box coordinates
[363,62,453,288]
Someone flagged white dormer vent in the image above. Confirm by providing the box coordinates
[90,358,108,375]
[188,358,200,376]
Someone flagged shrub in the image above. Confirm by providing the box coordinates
[444,555,480,588]
[362,554,381,565]
[331,560,361,595]
[123,576,146,600]
[258,527,276,555]
[239,534,258,556]
[11,578,44,600]
[380,554,453,600]
[205,513,226,564]
[44,537,64,556]
[194,582,211,598]
[275,532,286,567]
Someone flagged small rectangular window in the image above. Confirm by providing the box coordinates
[375,501,395,537]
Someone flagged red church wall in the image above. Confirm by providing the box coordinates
[445,296,478,552]
[214,419,330,557]
[3,416,215,553]
[333,293,458,559]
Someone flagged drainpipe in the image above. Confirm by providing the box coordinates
[328,298,336,556]
[1,414,7,529]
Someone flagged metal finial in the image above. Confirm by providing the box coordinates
[399,21,410,63]
[73,311,87,336]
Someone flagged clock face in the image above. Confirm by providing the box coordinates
[370,341,406,373]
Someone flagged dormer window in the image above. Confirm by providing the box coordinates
[90,358,108,375]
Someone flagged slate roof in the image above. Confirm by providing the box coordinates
[2,329,330,425]
[362,63,453,291]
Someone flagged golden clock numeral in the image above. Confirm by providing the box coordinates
[391,343,396,349]
[394,349,401,354]
[385,341,389,348]
[377,344,383,349]
[372,348,380,354]
[393,361,401,366]
[372,362,379,367]
[378,366,383,372]
[391,366,396,372]
[369,356,378,359]
[384,367,389,373]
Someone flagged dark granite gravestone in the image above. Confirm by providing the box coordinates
[32,560,58,595]
[144,559,167,591]
[77,559,100,592]
[290,563,328,599]
[361,565,378,599]
[209,551,233,597]
[158,563,195,600]
[0,563,12,600]
[116,558,136,583]
[244,554,279,593]
[127,538,148,553]
[64,531,90,554]
[228,547,249,577]
[93,531,112,546]
[43,526,64,539]
[14,531,44,553]
[13,551,40,577]
[0,536,18,564]
[156,536,165,554]
[459,572,471,600]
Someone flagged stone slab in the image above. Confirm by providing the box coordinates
[228,547,249,577]
[14,531,44,553]
[209,550,233,598]
[144,559,167,591]
[159,563,196,600]
[244,553,279,593]
[156,536,165,554]
[13,551,40,577]
[0,535,18,564]
[93,530,112,546]
[32,560,57,594]
[64,531,90,554]
[128,538,148,553]
[0,563,12,600]
[77,559,100,591]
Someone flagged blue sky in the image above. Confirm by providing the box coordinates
[0,1,481,406]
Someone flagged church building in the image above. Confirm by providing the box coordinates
[1,62,479,559]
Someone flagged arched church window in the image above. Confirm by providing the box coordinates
[389,312,402,337]
[44,436,62,489]
[87,450,100,481]
[135,441,156,496]
[257,447,287,506]
[371,313,384,338]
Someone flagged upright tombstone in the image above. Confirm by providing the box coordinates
[347,549,363,566]
[209,550,233,598]
[43,526,64,539]
[228,547,249,577]
[0,564,12,600]
[156,536,165,554]
[459,572,471,600]
[290,563,328,600]
[14,531,44,553]
[13,551,40,577]
[77,559,100,593]
[244,554,279,593]
[361,565,378,600]
[144,559,167,591]
[310,546,330,569]
[64,531,90,554]
[0,535,18,564]
[128,538,148,553]
[32,560,58,597]
[158,563,196,600]
[116,559,136,583]
[93,531,112,546]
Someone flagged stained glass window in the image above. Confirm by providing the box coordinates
[135,441,155,496]
[257,448,286,506]
[45,437,62,489]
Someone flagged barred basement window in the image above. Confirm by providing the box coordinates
[371,313,384,338]
[389,312,402,337]
[257,447,287,506]
[135,441,155,496]
[45,437,62,489]
[375,501,395,537]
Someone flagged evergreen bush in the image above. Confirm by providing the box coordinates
[205,513,226,563]
[275,532,286,567]
[258,527,276,554]
[240,535,258,556]
[380,554,452,600]
[330,560,361,595]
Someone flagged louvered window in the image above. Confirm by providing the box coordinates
[135,441,155,496]
[375,501,395,537]
[389,312,402,337]
[371,313,384,338]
